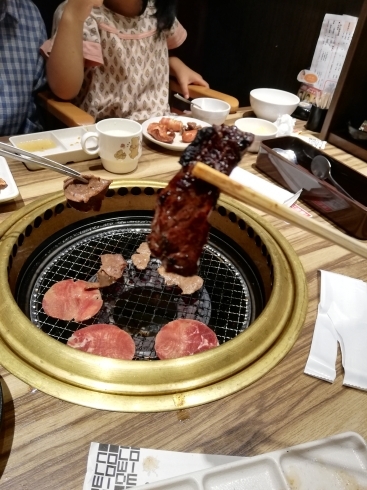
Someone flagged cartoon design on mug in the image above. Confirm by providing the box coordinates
[129,137,141,159]
[114,148,127,160]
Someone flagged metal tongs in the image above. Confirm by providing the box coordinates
[0,141,88,183]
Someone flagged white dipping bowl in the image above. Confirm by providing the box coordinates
[190,98,231,125]
[234,118,278,152]
[250,88,300,122]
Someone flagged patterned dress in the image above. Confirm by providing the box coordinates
[42,1,187,122]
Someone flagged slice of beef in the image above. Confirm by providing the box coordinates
[148,125,254,276]
[157,266,203,295]
[87,254,127,288]
[42,279,103,322]
[131,242,151,270]
[67,324,135,360]
[63,175,112,212]
[154,319,219,359]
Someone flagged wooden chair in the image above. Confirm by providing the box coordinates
[33,0,239,128]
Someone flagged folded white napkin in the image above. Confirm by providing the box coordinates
[230,167,301,206]
[305,270,367,390]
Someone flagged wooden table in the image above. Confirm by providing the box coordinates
[1,110,367,489]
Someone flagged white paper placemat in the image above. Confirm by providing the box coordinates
[83,443,243,489]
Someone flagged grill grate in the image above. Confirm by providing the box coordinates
[17,214,264,360]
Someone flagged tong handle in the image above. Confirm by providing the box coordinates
[0,142,88,183]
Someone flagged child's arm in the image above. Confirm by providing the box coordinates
[46,0,102,100]
[169,56,209,99]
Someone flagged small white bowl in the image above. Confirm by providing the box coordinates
[190,98,231,125]
[234,118,278,152]
[250,88,300,122]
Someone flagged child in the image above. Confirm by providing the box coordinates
[42,0,209,122]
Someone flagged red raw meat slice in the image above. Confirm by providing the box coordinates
[155,319,219,359]
[67,324,135,360]
[42,279,103,322]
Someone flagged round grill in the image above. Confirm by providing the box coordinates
[0,181,308,412]
[16,212,264,360]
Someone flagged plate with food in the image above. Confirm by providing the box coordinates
[0,156,20,202]
[142,115,211,151]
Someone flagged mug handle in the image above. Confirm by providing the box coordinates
[81,132,99,155]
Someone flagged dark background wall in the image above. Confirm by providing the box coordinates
[34,0,363,106]
[174,0,363,105]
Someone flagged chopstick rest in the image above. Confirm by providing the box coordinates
[305,270,367,390]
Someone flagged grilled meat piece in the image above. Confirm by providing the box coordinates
[157,266,203,295]
[181,129,197,143]
[159,117,183,132]
[86,254,127,289]
[131,242,151,270]
[63,175,112,212]
[148,125,254,276]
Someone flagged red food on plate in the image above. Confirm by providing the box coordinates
[154,319,219,359]
[147,122,175,143]
[181,129,197,143]
[67,324,135,360]
[42,279,103,322]
[159,117,183,132]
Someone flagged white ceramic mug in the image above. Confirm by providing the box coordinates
[81,118,142,173]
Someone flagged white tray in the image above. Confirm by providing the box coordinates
[0,156,19,202]
[136,432,367,489]
[9,125,97,170]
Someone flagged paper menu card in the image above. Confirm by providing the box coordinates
[309,14,358,93]
[83,443,243,490]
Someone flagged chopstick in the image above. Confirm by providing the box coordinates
[0,141,88,184]
[192,162,367,260]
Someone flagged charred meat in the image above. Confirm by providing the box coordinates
[148,125,253,276]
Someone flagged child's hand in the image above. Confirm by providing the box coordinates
[64,0,103,23]
[169,57,209,99]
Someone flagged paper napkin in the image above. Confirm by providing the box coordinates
[305,270,367,390]
[230,166,301,207]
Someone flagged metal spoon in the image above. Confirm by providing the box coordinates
[173,93,203,110]
[310,155,354,200]
[273,148,298,165]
